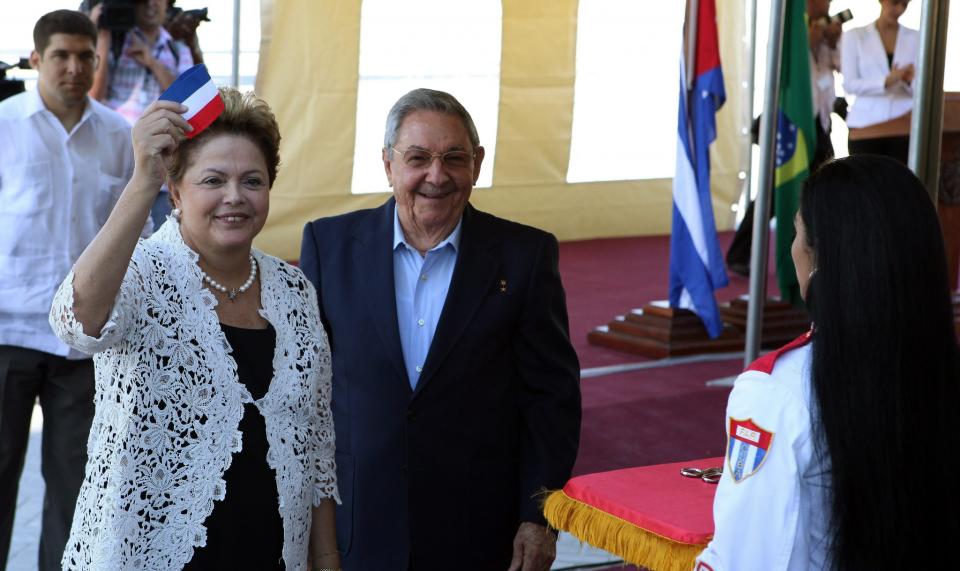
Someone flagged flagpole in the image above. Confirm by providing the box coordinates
[231,0,241,88]
[743,0,788,366]
[738,0,759,220]
[686,0,700,89]
[908,0,950,204]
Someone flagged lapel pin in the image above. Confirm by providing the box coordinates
[499,279,507,293]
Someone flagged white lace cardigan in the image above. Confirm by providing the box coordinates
[49,220,339,571]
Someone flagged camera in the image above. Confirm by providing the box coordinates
[0,58,30,103]
[80,0,140,32]
[814,8,853,28]
[168,7,210,22]
[828,9,854,25]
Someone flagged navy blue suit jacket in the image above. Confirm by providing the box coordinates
[300,199,581,571]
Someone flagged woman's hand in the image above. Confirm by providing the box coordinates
[130,100,193,191]
[885,63,915,88]
[308,499,340,570]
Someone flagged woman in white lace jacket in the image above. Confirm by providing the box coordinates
[48,88,340,571]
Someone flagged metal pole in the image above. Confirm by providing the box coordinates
[739,0,759,219]
[686,0,700,89]
[908,0,950,204]
[231,0,241,88]
[744,0,788,366]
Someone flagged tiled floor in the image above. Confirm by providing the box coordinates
[7,406,43,571]
[7,406,621,571]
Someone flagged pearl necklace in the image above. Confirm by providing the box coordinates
[200,254,258,301]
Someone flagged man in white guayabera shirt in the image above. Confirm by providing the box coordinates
[0,10,146,571]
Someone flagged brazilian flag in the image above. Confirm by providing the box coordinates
[774,0,816,305]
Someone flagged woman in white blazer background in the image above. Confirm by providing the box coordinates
[841,0,918,163]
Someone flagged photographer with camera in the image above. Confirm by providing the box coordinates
[808,0,845,166]
[87,0,197,227]
[0,10,148,570]
[88,0,194,124]
[725,0,848,276]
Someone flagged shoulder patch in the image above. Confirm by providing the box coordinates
[726,418,774,483]
[745,329,813,374]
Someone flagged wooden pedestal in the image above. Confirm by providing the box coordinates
[587,299,809,359]
[719,296,810,348]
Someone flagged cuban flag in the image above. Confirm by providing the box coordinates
[727,418,774,482]
[158,63,224,138]
[668,0,728,338]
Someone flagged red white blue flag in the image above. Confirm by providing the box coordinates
[669,0,729,338]
[727,417,774,482]
[158,63,224,138]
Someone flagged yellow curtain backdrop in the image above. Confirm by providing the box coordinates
[255,0,747,261]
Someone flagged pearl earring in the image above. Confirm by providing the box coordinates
[171,208,181,222]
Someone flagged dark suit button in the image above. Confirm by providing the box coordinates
[406,410,416,422]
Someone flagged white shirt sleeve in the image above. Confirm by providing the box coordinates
[694,371,814,571]
[48,249,145,355]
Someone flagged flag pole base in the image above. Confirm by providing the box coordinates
[587,301,742,359]
[719,296,809,349]
[587,298,809,360]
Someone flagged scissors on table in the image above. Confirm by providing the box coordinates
[680,466,722,484]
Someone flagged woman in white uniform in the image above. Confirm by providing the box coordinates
[694,155,960,571]
[841,0,918,163]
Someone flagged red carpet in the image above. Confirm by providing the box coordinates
[558,231,781,475]
[558,230,779,370]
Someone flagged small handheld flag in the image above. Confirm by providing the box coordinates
[158,63,224,138]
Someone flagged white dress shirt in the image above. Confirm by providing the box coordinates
[0,89,138,358]
[841,23,919,129]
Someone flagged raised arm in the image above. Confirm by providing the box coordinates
[69,100,190,336]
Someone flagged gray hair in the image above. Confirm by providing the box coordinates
[383,88,480,157]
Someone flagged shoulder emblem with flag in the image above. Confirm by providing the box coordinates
[726,418,774,483]
[158,63,225,138]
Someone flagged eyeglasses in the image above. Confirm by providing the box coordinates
[390,146,475,170]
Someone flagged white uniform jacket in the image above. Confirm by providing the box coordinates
[48,220,339,571]
[694,333,831,571]
[841,23,919,129]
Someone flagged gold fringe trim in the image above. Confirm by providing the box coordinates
[543,489,707,571]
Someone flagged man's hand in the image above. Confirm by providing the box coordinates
[507,522,557,571]
[125,32,155,69]
[167,12,203,44]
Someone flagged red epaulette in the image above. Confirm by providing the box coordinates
[745,327,813,374]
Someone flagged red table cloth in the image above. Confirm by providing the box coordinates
[544,457,722,571]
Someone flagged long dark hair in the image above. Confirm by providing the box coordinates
[801,155,959,570]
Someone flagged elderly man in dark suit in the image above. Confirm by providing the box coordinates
[300,88,581,571]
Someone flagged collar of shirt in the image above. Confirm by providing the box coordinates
[23,88,97,135]
[392,206,463,255]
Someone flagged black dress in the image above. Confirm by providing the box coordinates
[184,323,285,570]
